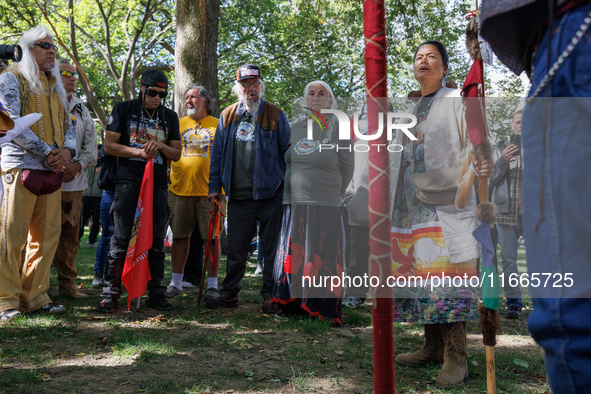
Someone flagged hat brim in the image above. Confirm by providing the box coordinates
[237,75,260,82]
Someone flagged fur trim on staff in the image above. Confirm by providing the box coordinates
[473,142,493,163]
[478,303,501,347]
[466,20,481,61]
[455,149,475,210]
[477,201,498,227]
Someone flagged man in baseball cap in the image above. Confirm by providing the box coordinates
[208,63,289,313]
[98,68,181,313]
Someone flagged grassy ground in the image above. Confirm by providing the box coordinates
[0,232,548,393]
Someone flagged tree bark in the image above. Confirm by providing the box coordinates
[175,0,220,117]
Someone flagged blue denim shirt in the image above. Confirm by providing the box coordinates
[208,99,290,200]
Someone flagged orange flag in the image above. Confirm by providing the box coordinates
[122,158,154,310]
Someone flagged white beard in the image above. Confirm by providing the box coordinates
[186,107,197,117]
[238,91,261,116]
[245,99,260,116]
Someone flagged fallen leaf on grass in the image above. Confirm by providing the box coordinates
[513,358,529,368]
[119,381,130,385]
[472,360,479,366]
[42,374,51,381]
[74,353,86,357]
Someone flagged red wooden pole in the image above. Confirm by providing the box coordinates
[364,1,394,392]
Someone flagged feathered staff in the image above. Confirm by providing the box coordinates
[461,8,501,394]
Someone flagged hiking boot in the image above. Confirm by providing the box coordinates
[164,285,182,298]
[34,303,65,314]
[146,297,174,311]
[59,288,89,299]
[205,288,221,308]
[436,322,468,387]
[97,299,119,313]
[262,297,278,314]
[343,297,364,308]
[218,293,238,308]
[92,275,104,288]
[396,324,444,366]
[0,309,21,321]
[506,306,522,320]
[87,243,95,249]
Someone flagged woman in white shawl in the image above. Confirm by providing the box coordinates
[390,41,492,387]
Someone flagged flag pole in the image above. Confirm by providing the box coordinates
[364,0,394,392]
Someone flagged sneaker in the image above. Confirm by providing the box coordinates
[205,287,221,308]
[506,306,522,319]
[254,261,263,276]
[164,285,182,298]
[92,275,104,288]
[59,288,89,299]
[181,280,197,288]
[87,243,95,249]
[262,297,278,314]
[35,303,65,314]
[97,299,119,313]
[343,297,364,308]
[0,309,21,321]
[146,297,174,311]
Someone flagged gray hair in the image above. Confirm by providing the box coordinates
[184,85,213,115]
[17,26,67,108]
[58,58,72,66]
[303,80,337,109]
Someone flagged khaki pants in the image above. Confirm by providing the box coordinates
[0,168,61,312]
[54,190,83,292]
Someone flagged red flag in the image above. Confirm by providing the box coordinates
[122,158,154,310]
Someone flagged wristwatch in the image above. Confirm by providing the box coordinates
[65,147,76,158]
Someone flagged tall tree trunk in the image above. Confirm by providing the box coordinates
[175,0,220,117]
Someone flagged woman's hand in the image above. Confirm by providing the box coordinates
[474,159,494,179]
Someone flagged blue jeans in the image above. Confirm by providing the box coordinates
[523,4,591,393]
[102,183,169,301]
[496,217,523,308]
[95,189,114,277]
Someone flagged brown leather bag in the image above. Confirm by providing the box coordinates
[412,167,458,206]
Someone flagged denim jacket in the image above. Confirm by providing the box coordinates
[208,99,290,200]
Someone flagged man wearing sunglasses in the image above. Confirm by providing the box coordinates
[52,59,98,300]
[98,69,181,313]
[208,64,290,313]
[0,26,77,320]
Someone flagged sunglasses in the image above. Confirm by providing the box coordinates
[32,41,58,51]
[146,89,167,99]
[60,70,78,79]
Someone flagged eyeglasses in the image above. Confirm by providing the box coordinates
[240,80,260,89]
[60,70,78,79]
[146,89,167,99]
[32,41,58,51]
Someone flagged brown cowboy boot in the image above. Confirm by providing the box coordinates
[395,323,444,366]
[436,321,468,386]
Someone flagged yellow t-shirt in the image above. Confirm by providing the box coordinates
[169,115,219,196]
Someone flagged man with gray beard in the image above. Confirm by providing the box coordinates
[208,64,290,313]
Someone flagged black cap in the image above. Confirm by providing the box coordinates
[236,64,261,81]
[140,69,168,90]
